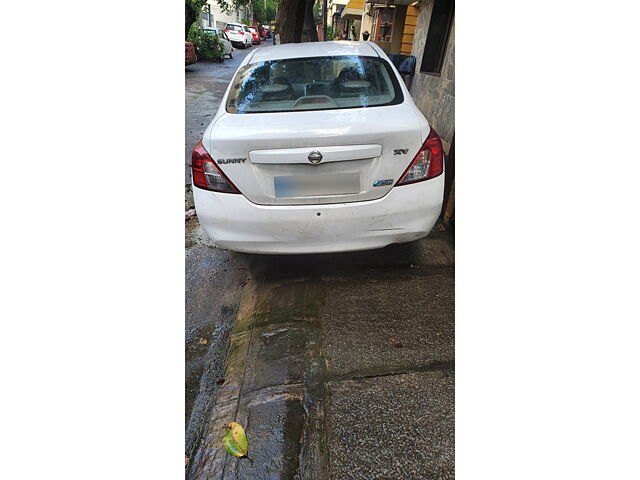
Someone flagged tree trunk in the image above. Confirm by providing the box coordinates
[275,0,307,43]
[185,0,198,39]
[302,0,318,42]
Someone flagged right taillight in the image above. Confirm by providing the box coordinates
[191,141,240,194]
[396,128,444,186]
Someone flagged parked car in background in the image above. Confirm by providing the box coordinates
[185,41,197,65]
[191,42,445,254]
[203,27,234,58]
[224,23,251,48]
[264,27,271,38]
[248,26,261,44]
[242,25,253,45]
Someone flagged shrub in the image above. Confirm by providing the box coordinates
[188,25,225,62]
[326,25,334,40]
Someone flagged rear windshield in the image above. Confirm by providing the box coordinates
[226,55,403,114]
[227,25,243,31]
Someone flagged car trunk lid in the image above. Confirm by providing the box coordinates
[203,104,423,206]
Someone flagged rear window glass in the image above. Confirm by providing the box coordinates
[226,55,403,114]
[227,25,243,31]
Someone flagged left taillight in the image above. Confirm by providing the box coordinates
[396,128,444,186]
[191,141,240,194]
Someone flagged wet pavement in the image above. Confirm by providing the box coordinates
[186,41,454,479]
[185,42,269,456]
[186,239,455,479]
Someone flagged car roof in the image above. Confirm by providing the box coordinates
[248,41,380,64]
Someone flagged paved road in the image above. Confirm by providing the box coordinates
[185,40,455,479]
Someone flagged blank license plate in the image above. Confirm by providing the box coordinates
[274,173,360,198]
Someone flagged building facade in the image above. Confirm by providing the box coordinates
[200,0,252,29]
[408,0,454,150]
[408,0,454,221]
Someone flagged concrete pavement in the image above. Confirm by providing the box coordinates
[187,234,455,479]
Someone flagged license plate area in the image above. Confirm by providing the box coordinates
[274,173,360,198]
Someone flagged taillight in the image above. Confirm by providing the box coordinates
[396,128,444,186]
[191,141,240,194]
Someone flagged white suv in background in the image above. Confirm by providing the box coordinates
[224,23,252,49]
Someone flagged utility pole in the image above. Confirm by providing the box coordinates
[322,0,328,41]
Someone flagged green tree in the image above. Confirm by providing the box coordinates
[185,0,207,39]
[313,0,322,23]
[253,0,277,25]
[212,0,251,15]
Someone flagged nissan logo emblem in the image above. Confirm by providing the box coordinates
[308,151,323,164]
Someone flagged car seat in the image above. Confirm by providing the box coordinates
[334,66,374,97]
[261,76,296,101]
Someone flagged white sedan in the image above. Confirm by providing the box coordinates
[191,41,444,254]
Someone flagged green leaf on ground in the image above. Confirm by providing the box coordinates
[222,422,248,457]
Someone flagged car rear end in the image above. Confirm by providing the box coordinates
[249,27,261,44]
[192,43,444,254]
[224,24,247,48]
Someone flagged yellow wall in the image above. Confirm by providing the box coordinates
[400,4,419,55]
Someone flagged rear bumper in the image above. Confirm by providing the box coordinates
[193,176,444,254]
